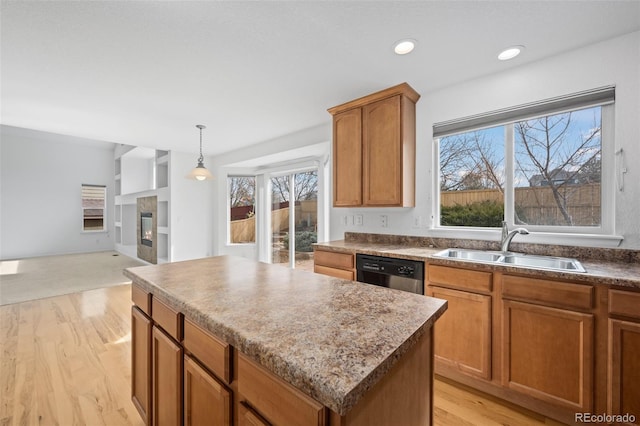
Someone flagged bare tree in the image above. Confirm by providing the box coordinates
[229,177,255,207]
[271,172,318,203]
[515,111,601,225]
[439,130,504,191]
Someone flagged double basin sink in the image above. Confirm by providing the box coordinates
[433,248,586,273]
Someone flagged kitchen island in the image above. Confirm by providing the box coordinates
[124,255,447,426]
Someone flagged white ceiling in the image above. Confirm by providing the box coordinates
[2,1,639,156]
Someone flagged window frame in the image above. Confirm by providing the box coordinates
[81,184,107,233]
[432,93,618,242]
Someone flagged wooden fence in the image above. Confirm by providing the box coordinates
[441,183,601,226]
[230,200,318,243]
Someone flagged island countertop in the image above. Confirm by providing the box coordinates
[124,255,447,416]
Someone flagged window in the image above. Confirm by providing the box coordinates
[81,184,106,232]
[228,176,256,243]
[434,87,613,233]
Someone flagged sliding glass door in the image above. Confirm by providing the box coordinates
[270,170,318,270]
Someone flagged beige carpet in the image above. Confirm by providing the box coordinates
[0,251,146,306]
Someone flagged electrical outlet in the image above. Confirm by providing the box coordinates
[380,215,388,228]
[354,214,363,226]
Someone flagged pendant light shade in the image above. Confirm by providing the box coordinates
[186,124,214,181]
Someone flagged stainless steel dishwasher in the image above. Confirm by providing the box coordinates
[356,254,424,295]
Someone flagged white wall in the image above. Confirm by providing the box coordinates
[329,31,640,249]
[169,151,215,261]
[0,125,116,259]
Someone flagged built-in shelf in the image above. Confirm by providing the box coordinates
[115,146,172,264]
[157,233,168,263]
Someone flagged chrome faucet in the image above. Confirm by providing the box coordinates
[501,221,529,253]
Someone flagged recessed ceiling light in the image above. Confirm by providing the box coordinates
[498,45,525,61]
[394,39,416,55]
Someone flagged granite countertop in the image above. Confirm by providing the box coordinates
[314,240,640,289]
[124,255,447,416]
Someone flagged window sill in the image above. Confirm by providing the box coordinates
[429,227,624,249]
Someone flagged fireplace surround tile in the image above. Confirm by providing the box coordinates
[137,196,157,264]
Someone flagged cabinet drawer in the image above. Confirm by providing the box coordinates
[609,289,640,320]
[502,275,593,311]
[183,318,231,383]
[238,353,326,426]
[314,265,355,280]
[152,297,182,341]
[132,284,151,316]
[314,250,354,270]
[427,265,492,293]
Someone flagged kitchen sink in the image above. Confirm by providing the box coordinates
[433,249,586,273]
[435,248,503,262]
[501,254,586,272]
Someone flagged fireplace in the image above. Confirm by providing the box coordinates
[141,212,153,247]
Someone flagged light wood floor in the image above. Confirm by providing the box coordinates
[1,284,564,426]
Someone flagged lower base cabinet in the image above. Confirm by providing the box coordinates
[238,353,327,426]
[132,283,436,426]
[608,288,640,425]
[428,286,491,380]
[184,355,231,426]
[152,326,183,426]
[238,402,270,426]
[502,300,594,411]
[132,307,152,425]
[313,249,355,280]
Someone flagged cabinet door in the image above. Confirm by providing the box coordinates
[362,95,402,206]
[132,306,152,425]
[608,319,640,425]
[502,300,594,411]
[238,402,271,426]
[152,326,183,426]
[184,355,231,426]
[333,108,362,207]
[428,286,492,380]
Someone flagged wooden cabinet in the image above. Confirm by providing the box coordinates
[501,275,594,412]
[332,108,362,207]
[238,353,327,426]
[131,281,437,426]
[328,83,419,207]
[313,249,354,280]
[132,306,152,425]
[152,326,183,426]
[184,355,231,426]
[426,265,493,380]
[238,402,270,426]
[428,286,492,380]
[502,299,594,411]
[608,289,640,425]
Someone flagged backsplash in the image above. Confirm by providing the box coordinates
[344,232,640,264]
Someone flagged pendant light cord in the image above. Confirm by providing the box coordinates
[196,124,206,164]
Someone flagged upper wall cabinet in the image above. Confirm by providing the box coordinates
[328,83,420,207]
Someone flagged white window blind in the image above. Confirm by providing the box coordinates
[433,86,615,138]
[82,184,106,231]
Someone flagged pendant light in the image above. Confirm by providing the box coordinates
[186,124,214,181]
